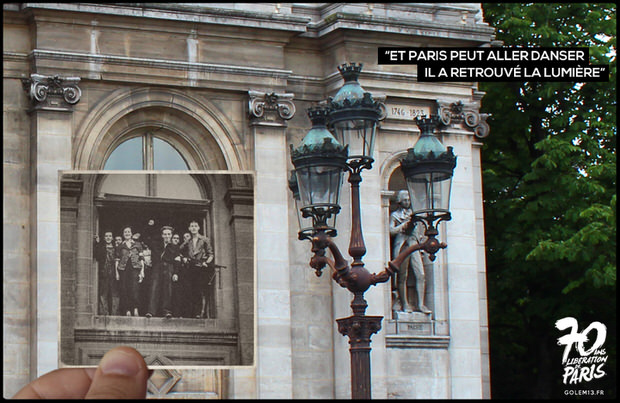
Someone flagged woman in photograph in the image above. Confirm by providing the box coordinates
[115,226,145,316]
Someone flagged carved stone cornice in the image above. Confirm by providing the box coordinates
[60,177,84,198]
[21,73,82,111]
[248,90,296,126]
[74,327,239,345]
[436,100,490,139]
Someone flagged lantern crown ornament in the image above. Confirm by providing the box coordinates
[327,63,384,163]
[410,115,451,157]
[330,63,366,106]
[290,107,348,160]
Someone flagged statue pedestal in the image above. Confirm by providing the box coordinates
[393,311,430,322]
[385,310,433,336]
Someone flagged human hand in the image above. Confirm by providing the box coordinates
[172,274,178,282]
[13,346,151,399]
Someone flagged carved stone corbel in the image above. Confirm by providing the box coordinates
[436,100,490,138]
[248,90,296,125]
[21,73,82,110]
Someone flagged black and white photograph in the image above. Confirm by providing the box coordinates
[59,171,255,368]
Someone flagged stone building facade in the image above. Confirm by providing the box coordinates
[4,3,495,399]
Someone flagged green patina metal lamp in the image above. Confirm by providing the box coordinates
[400,115,457,260]
[289,106,348,239]
[327,62,384,171]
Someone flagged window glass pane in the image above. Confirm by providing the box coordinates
[103,137,143,170]
[98,174,147,197]
[153,137,189,170]
[155,174,203,200]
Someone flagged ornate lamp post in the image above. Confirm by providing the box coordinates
[398,115,457,263]
[289,63,457,399]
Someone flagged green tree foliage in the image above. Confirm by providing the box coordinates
[480,3,616,398]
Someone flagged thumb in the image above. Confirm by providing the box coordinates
[85,346,150,399]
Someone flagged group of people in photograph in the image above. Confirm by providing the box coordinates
[93,219,217,319]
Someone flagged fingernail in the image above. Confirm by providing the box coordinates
[99,349,142,376]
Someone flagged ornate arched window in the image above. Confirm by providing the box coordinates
[103,132,189,170]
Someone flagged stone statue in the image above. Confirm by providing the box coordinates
[389,190,431,314]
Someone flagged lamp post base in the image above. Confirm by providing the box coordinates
[337,313,383,399]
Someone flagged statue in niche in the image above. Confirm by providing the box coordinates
[389,190,431,314]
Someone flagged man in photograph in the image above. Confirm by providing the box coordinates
[182,220,214,319]
[176,232,193,317]
[93,231,120,316]
[146,226,181,318]
[170,233,184,317]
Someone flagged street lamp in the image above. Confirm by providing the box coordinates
[289,106,348,246]
[289,63,457,399]
[328,62,384,170]
[398,115,457,262]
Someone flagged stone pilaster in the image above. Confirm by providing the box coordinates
[437,98,491,398]
[247,90,295,398]
[3,76,32,398]
[224,176,255,366]
[22,73,81,377]
[59,176,83,366]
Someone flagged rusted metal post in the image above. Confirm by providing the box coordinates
[337,291,382,400]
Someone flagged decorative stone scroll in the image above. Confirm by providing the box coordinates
[436,100,490,138]
[248,90,296,124]
[21,73,82,109]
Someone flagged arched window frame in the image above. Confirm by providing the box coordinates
[103,130,192,171]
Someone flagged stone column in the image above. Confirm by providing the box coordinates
[22,74,82,377]
[59,176,83,366]
[224,176,255,366]
[247,91,295,398]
